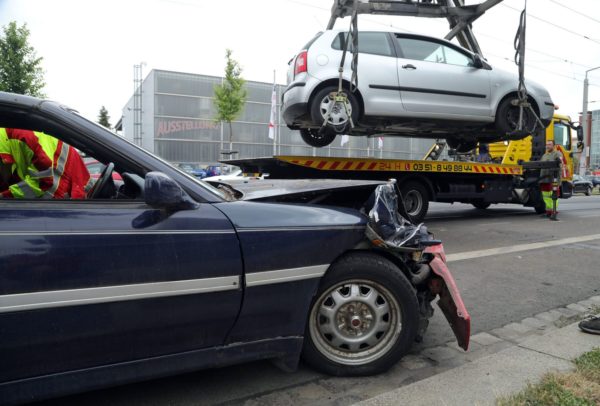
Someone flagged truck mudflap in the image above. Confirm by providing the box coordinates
[425,244,471,351]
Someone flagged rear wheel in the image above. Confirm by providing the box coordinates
[534,200,546,214]
[400,181,429,223]
[585,186,592,196]
[310,86,359,139]
[302,252,419,376]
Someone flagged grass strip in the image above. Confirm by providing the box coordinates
[497,348,600,406]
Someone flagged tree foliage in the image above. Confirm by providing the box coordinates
[0,21,45,97]
[97,106,111,129]
[214,49,247,142]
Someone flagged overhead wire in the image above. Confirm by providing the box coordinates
[501,2,600,46]
[547,0,600,26]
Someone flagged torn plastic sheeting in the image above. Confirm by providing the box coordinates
[368,183,429,248]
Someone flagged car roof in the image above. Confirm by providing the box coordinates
[325,29,468,50]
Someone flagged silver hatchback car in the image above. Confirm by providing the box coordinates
[282,30,554,150]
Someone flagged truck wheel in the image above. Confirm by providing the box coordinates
[310,86,359,137]
[303,252,419,376]
[495,96,536,135]
[534,200,546,214]
[300,128,336,148]
[400,181,429,223]
[472,201,491,210]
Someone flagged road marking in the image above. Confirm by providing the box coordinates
[446,233,600,263]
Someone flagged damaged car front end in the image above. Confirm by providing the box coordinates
[213,176,471,373]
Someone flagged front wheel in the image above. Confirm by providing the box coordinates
[495,97,537,135]
[302,253,419,376]
[585,186,592,196]
[472,201,491,210]
[299,128,336,148]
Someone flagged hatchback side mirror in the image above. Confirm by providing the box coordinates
[472,54,484,69]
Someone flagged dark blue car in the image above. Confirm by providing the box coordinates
[0,92,469,404]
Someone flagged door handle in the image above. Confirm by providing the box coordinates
[402,64,417,70]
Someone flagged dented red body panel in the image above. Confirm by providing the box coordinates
[425,243,471,351]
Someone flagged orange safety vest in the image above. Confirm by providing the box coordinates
[0,128,92,199]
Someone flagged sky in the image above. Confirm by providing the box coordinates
[1,0,600,128]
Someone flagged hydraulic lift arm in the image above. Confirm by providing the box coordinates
[326,0,504,55]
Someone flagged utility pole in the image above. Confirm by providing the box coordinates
[582,66,600,175]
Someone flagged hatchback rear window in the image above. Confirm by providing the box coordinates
[302,32,323,50]
[332,32,394,57]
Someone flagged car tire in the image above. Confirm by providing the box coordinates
[302,252,419,376]
[299,128,337,148]
[310,86,359,138]
[534,200,546,214]
[495,96,537,135]
[400,181,429,223]
[585,186,592,196]
[472,201,491,210]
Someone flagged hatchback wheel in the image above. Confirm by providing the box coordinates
[310,86,359,140]
[495,97,537,135]
[303,253,419,376]
[299,128,337,148]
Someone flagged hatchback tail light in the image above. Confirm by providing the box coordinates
[294,51,308,76]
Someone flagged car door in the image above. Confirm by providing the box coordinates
[333,32,402,116]
[394,34,492,117]
[0,197,243,384]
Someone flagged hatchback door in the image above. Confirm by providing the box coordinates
[0,198,243,384]
[394,34,492,117]
[332,32,402,116]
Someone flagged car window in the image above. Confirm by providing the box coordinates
[553,122,571,151]
[332,32,394,57]
[395,36,473,67]
[302,32,323,50]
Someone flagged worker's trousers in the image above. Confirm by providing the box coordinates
[540,182,559,215]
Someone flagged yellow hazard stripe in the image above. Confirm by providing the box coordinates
[276,156,522,175]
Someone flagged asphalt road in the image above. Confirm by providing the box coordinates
[37,195,600,406]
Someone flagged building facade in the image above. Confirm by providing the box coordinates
[590,109,600,171]
[120,69,432,167]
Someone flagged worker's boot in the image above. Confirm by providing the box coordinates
[579,316,600,335]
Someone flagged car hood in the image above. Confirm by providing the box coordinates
[205,178,385,200]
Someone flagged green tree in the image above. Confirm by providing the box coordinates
[0,21,45,97]
[214,49,247,155]
[97,106,111,129]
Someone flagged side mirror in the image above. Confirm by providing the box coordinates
[576,126,584,142]
[144,171,199,210]
[472,54,484,69]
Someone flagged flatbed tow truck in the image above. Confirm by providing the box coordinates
[227,114,581,222]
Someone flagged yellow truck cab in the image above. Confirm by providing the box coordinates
[489,113,576,182]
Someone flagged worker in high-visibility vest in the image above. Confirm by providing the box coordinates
[0,128,92,199]
[539,140,563,219]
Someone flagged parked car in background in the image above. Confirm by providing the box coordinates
[283,30,554,149]
[205,165,222,177]
[584,174,600,191]
[572,174,593,196]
